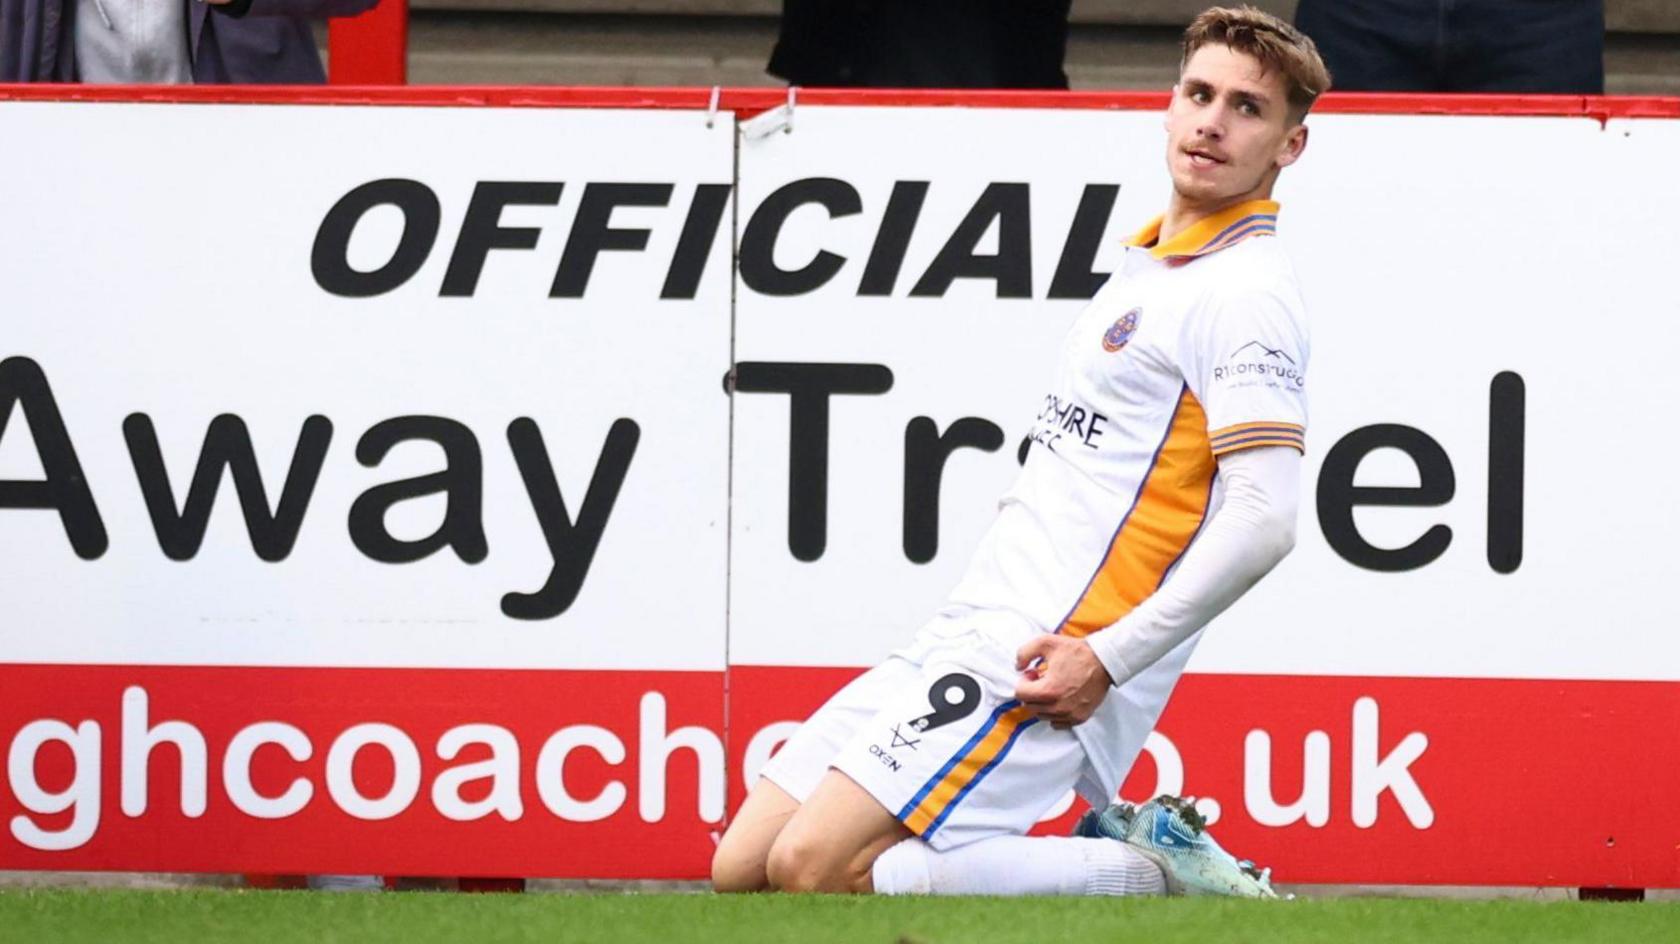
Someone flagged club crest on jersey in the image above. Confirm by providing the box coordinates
[1101,308,1141,353]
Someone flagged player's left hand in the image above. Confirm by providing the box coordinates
[1013,635,1113,728]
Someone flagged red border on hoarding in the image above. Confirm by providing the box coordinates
[0,84,1676,119]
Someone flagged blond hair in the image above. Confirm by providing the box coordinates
[1182,6,1332,120]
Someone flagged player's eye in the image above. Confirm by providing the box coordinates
[1238,100,1260,116]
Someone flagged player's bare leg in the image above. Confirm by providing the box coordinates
[764,769,912,893]
[711,779,803,892]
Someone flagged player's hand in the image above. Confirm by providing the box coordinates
[1013,635,1113,728]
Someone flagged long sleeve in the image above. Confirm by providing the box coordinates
[1083,444,1300,687]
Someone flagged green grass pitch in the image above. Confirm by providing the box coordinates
[2,889,1673,943]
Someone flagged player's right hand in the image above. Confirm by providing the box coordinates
[1013,634,1113,728]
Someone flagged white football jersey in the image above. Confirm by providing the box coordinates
[928,198,1312,802]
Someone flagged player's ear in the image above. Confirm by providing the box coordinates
[1164,85,1179,129]
[1275,122,1309,170]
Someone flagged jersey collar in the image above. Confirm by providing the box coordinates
[1126,199,1280,263]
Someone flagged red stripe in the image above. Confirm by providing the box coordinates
[0,85,1672,119]
[327,1,408,86]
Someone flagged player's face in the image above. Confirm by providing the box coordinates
[1165,44,1308,208]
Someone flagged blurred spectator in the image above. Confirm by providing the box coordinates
[191,0,378,84]
[1295,0,1603,94]
[1,0,74,79]
[769,0,1072,89]
[74,0,191,83]
[1,0,377,83]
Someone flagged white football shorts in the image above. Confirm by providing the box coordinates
[759,624,1085,851]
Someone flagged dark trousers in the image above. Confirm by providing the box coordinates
[769,0,1071,89]
[1295,0,1604,94]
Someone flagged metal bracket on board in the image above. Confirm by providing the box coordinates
[705,86,721,129]
[741,86,797,140]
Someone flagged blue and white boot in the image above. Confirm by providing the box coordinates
[1119,795,1279,899]
[1071,800,1136,840]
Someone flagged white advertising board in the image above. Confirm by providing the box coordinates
[0,102,736,671]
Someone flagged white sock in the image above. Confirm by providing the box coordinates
[871,836,1165,896]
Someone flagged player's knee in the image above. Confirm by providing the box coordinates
[709,841,769,894]
[765,833,868,894]
[765,833,827,893]
[763,833,805,891]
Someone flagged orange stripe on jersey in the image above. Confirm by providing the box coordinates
[1209,421,1304,440]
[1212,437,1303,456]
[900,703,1037,837]
[1209,421,1305,456]
[1055,387,1217,639]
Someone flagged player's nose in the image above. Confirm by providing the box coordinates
[1196,105,1230,139]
